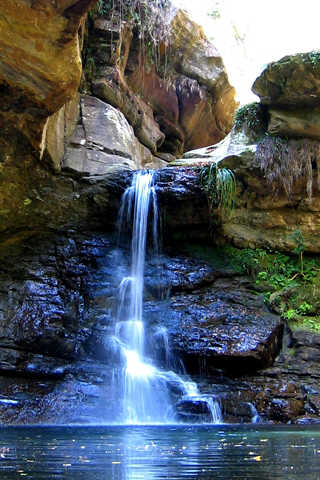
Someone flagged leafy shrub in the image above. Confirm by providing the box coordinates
[233,102,267,135]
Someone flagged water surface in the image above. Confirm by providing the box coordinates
[0,425,319,479]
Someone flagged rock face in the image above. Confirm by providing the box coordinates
[0,232,318,425]
[145,273,282,373]
[0,0,96,161]
[64,95,164,175]
[0,232,279,423]
[87,7,237,157]
[252,52,320,108]
[252,52,320,140]
[0,0,101,245]
[219,135,320,253]
[177,52,320,253]
[0,1,235,246]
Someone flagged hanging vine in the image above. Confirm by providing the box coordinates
[255,135,320,200]
[90,0,172,72]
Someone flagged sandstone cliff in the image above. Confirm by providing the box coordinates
[179,52,320,253]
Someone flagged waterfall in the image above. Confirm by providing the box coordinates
[112,170,222,424]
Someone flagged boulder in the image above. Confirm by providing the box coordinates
[175,398,214,423]
[145,274,283,373]
[252,52,320,140]
[252,52,320,108]
[63,95,164,175]
[268,107,320,140]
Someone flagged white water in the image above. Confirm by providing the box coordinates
[113,171,222,424]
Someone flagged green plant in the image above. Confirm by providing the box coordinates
[307,50,320,69]
[285,309,298,320]
[233,102,267,134]
[199,164,236,218]
[97,0,112,15]
[298,301,313,314]
[289,229,305,275]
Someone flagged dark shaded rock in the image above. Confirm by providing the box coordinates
[155,167,209,242]
[145,278,282,374]
[144,255,217,297]
[175,398,214,423]
[295,417,320,425]
[268,397,304,423]
[0,231,314,425]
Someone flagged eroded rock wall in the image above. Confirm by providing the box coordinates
[86,6,237,157]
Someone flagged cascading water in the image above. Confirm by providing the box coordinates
[112,170,222,424]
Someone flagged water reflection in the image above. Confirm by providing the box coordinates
[0,425,319,479]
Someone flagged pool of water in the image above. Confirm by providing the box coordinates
[0,425,319,479]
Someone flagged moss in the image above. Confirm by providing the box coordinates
[182,243,320,326]
[307,50,320,70]
[233,102,267,135]
[289,316,320,333]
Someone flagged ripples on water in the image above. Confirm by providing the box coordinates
[0,425,319,479]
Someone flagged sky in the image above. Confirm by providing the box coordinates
[172,0,320,103]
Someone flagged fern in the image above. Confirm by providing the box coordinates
[199,164,236,218]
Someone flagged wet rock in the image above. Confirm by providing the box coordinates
[145,278,282,374]
[144,256,217,297]
[295,417,320,425]
[175,398,214,423]
[268,397,304,423]
[155,167,209,241]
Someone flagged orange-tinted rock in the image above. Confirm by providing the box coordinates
[88,7,237,156]
[0,0,96,154]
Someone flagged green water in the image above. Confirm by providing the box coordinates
[0,425,319,479]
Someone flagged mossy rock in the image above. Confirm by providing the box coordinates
[233,102,268,140]
[252,51,320,108]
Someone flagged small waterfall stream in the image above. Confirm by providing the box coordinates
[112,170,222,424]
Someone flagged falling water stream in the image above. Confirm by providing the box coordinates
[112,171,222,424]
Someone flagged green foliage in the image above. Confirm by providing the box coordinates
[289,315,320,333]
[223,244,320,331]
[307,50,320,70]
[182,241,320,332]
[289,229,305,274]
[97,0,112,15]
[233,102,267,134]
[199,164,236,218]
[284,309,298,320]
